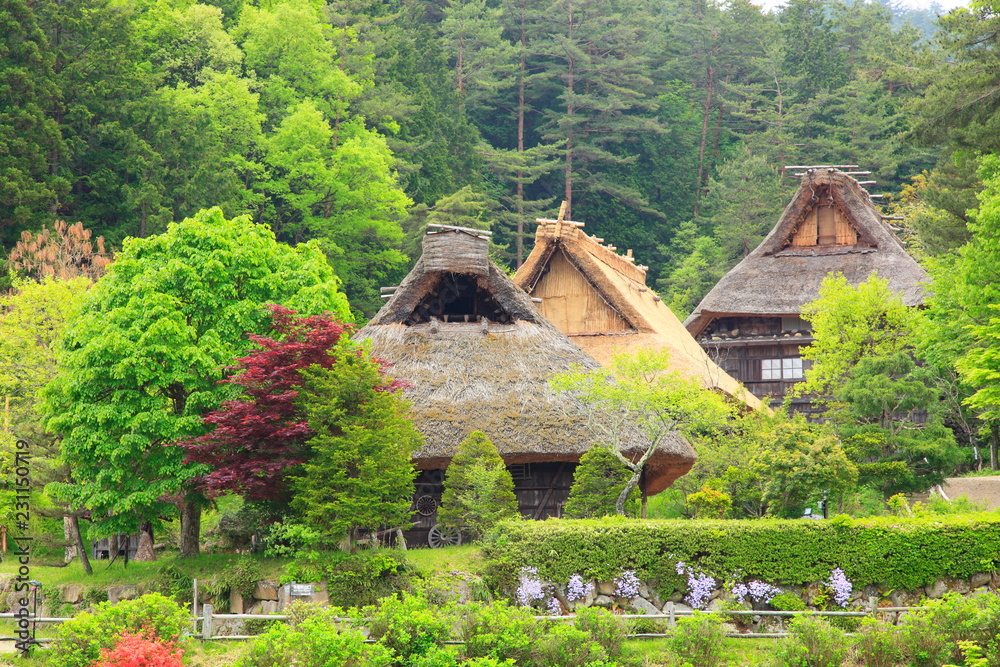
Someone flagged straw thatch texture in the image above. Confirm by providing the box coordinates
[685,170,928,337]
[514,219,763,410]
[358,229,697,494]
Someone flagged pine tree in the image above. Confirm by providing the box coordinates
[564,444,638,518]
[438,431,519,539]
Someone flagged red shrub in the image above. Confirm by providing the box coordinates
[90,631,183,667]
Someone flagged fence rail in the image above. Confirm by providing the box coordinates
[0,601,926,645]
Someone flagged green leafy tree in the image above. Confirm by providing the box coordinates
[289,349,421,551]
[550,349,732,516]
[831,352,964,494]
[798,273,920,399]
[438,431,519,539]
[42,207,350,559]
[564,444,638,518]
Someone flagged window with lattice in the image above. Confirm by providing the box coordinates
[761,358,803,380]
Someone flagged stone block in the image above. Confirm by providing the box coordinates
[971,572,992,589]
[108,585,138,603]
[230,590,244,615]
[925,580,948,599]
[593,595,614,608]
[628,597,660,615]
[60,584,84,604]
[595,581,616,596]
[253,580,279,601]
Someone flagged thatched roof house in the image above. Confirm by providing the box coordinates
[356,227,696,499]
[513,209,762,410]
[683,168,928,410]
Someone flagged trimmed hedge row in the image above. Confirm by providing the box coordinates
[481,515,1000,594]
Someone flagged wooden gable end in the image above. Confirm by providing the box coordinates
[786,185,861,248]
[531,249,632,334]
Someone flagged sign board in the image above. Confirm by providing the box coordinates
[290,583,314,597]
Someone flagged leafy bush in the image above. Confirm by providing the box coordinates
[236,608,392,667]
[852,618,903,667]
[573,607,627,660]
[362,593,451,665]
[48,593,190,667]
[459,601,539,665]
[668,613,727,667]
[482,515,1000,592]
[531,623,607,667]
[91,631,183,667]
[285,550,410,607]
[770,593,806,612]
[897,593,1000,667]
[772,615,847,667]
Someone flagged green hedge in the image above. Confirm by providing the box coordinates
[481,515,1000,594]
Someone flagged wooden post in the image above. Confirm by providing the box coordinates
[202,603,214,640]
[192,579,199,636]
[665,601,675,628]
[395,528,407,551]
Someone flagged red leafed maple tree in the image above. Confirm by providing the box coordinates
[91,631,183,667]
[181,304,401,500]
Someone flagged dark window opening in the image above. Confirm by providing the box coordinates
[405,272,515,325]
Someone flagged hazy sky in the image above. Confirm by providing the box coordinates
[751,0,967,11]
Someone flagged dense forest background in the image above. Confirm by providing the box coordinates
[0,0,991,317]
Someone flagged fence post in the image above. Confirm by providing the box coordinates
[867,596,878,616]
[665,601,675,628]
[202,603,214,640]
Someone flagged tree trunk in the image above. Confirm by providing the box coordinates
[616,466,642,516]
[179,496,201,559]
[991,423,999,471]
[516,48,526,268]
[68,515,92,575]
[64,517,76,563]
[135,522,155,562]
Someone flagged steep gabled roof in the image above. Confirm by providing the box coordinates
[685,169,929,337]
[356,228,697,494]
[513,213,763,410]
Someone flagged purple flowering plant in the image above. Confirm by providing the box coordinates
[545,596,562,615]
[566,574,595,602]
[615,570,641,598]
[732,580,782,606]
[675,562,716,610]
[825,568,853,607]
[516,567,546,607]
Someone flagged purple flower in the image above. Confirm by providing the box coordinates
[826,568,852,608]
[675,562,716,610]
[675,561,687,576]
[615,570,641,598]
[566,574,595,602]
[516,567,546,607]
[732,580,782,605]
[545,597,562,615]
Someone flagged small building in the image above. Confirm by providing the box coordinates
[513,208,762,410]
[356,225,696,546]
[684,168,928,415]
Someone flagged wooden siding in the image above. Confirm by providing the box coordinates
[790,203,858,247]
[532,249,632,334]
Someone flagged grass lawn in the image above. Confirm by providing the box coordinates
[403,544,484,576]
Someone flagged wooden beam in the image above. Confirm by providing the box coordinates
[426,223,493,236]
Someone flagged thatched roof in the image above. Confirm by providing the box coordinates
[513,213,763,410]
[356,229,696,494]
[685,169,929,337]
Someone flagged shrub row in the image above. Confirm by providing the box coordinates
[481,515,1000,594]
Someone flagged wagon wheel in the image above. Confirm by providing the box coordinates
[414,494,438,517]
[427,524,462,549]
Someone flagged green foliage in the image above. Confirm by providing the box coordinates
[572,607,627,661]
[48,593,190,667]
[852,617,904,667]
[459,601,539,665]
[361,592,452,665]
[668,613,727,667]
[221,556,263,600]
[43,207,350,540]
[439,431,519,540]
[482,514,1000,594]
[236,606,392,667]
[564,445,638,519]
[772,614,848,667]
[685,486,731,520]
[284,551,409,608]
[896,593,1000,667]
[288,351,420,547]
[551,349,732,516]
[532,623,608,667]
[770,593,807,612]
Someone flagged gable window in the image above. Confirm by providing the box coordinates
[762,358,803,380]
